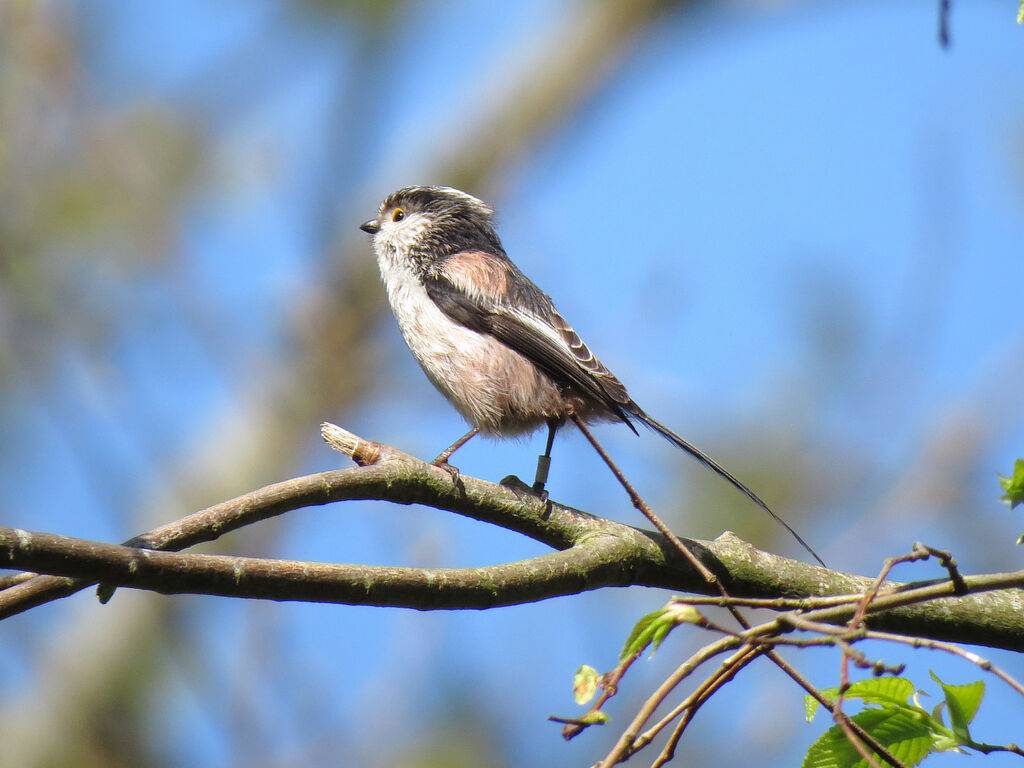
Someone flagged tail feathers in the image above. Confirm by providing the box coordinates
[629,407,826,568]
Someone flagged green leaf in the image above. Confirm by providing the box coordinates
[806,692,824,723]
[845,676,916,708]
[929,671,984,743]
[803,705,953,768]
[805,676,915,721]
[998,458,1024,509]
[1018,0,1024,24]
[618,600,701,660]
[577,710,609,725]
[620,609,661,660]
[573,664,599,705]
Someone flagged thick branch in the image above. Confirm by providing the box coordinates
[0,528,644,608]
[0,431,678,618]
[0,426,1022,653]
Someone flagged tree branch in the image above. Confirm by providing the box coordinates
[0,527,649,609]
[1,425,1022,654]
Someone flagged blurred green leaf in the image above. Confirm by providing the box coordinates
[619,599,702,660]
[804,674,993,767]
[998,458,1024,509]
[929,671,983,743]
[805,676,915,721]
[802,705,952,768]
[805,692,822,723]
[572,664,599,705]
[578,710,609,726]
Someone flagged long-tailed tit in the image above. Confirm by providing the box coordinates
[360,186,820,564]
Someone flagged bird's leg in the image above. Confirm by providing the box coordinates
[431,427,479,476]
[532,420,559,499]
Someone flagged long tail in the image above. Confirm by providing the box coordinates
[629,406,826,568]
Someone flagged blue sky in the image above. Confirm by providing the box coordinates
[2,1,1023,766]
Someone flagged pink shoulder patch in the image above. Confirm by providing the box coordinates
[440,251,509,300]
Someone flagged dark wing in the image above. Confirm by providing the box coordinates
[424,250,635,428]
[426,256,826,566]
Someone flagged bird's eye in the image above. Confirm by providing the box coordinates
[391,208,405,222]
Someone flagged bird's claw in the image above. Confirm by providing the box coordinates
[431,458,465,492]
[500,475,544,500]
[531,482,549,503]
[431,457,460,477]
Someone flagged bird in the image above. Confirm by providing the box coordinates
[360,185,822,564]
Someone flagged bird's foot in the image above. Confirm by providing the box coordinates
[531,481,549,503]
[430,456,460,478]
[431,457,465,493]
[499,475,530,494]
[532,453,551,503]
[499,479,548,501]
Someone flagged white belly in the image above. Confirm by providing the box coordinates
[380,266,565,435]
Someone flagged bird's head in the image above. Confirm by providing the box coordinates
[360,186,503,274]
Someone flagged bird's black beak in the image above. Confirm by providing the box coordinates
[360,219,380,234]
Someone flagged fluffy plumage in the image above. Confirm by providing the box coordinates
[360,185,822,565]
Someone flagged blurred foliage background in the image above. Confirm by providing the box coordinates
[0,1,1022,766]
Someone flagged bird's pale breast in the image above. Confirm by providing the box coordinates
[380,263,569,435]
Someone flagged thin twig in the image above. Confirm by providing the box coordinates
[864,630,1024,699]
[664,593,866,610]
[967,741,1024,757]
[572,414,836,768]
[648,647,762,768]
[766,611,1024,701]
[849,544,930,632]
[835,713,886,768]
[556,652,642,741]
[766,651,907,768]
[571,415,717,585]
[596,635,746,765]
[643,645,762,764]
[913,542,968,594]
[827,542,971,765]
[938,0,952,48]
[838,639,905,676]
